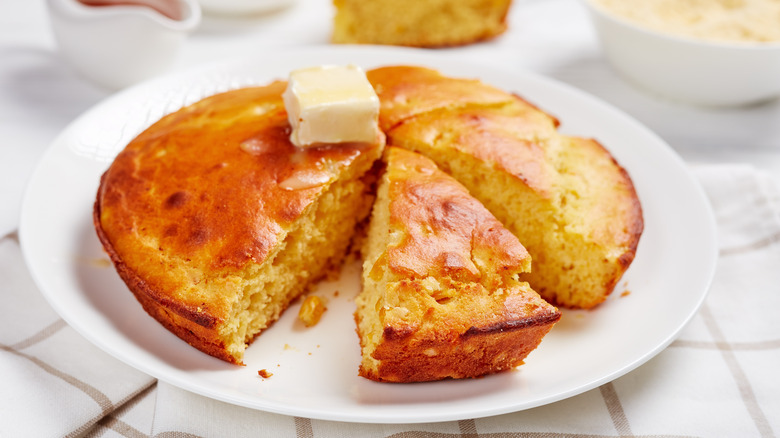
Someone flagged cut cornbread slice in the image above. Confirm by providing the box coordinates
[369,66,643,309]
[356,147,561,382]
[95,82,385,364]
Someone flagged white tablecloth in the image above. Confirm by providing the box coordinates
[2,0,779,436]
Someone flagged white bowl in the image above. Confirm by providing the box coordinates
[582,0,780,107]
[47,0,201,90]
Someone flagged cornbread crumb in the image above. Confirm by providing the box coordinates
[591,0,780,43]
[621,290,631,298]
[298,295,327,327]
[89,257,112,268]
[258,369,273,378]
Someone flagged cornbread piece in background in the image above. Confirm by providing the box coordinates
[590,0,780,43]
[369,66,643,309]
[356,147,560,382]
[94,83,384,364]
[332,0,512,47]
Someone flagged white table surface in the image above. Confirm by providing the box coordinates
[2,0,779,239]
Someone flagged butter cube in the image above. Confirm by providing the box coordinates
[283,65,380,147]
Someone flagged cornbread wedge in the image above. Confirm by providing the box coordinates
[356,147,561,382]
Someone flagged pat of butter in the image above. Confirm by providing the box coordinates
[282,65,379,147]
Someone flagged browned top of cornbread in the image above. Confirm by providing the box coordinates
[387,99,562,198]
[393,112,643,269]
[366,66,519,131]
[94,83,383,362]
[384,146,532,286]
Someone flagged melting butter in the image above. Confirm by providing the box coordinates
[282,65,380,147]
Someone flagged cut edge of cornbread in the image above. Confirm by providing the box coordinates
[222,159,381,362]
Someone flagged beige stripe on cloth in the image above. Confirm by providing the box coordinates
[0,344,115,418]
[295,417,314,438]
[90,383,157,438]
[9,319,68,350]
[600,383,632,436]
[699,304,774,437]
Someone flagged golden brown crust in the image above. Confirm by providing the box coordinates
[387,99,561,198]
[98,83,368,275]
[385,147,531,285]
[364,278,561,383]
[365,309,559,382]
[94,189,238,363]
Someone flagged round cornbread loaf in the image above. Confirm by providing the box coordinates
[94,66,642,373]
[94,82,384,364]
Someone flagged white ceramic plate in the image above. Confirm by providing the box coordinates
[20,46,717,423]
